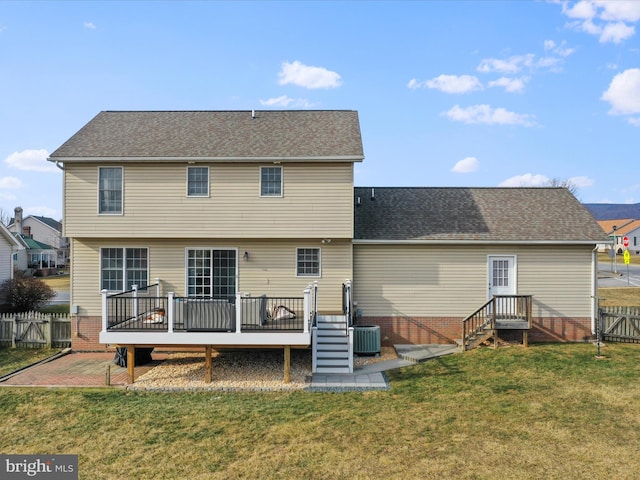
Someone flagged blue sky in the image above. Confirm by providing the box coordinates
[1,1,640,221]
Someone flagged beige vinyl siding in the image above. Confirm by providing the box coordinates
[72,238,352,316]
[0,240,12,282]
[354,244,594,319]
[516,246,593,318]
[64,162,354,238]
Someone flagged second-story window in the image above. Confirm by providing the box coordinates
[98,167,123,214]
[187,166,209,197]
[260,166,282,197]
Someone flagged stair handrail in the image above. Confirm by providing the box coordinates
[461,297,496,351]
[462,295,532,351]
[343,279,353,334]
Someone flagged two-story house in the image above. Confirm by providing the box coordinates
[49,110,363,376]
[49,110,608,381]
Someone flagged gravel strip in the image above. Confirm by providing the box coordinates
[128,347,397,392]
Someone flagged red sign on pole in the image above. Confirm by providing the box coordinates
[623,236,629,248]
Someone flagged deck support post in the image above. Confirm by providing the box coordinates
[127,345,135,383]
[523,330,528,348]
[494,330,498,349]
[284,345,291,384]
[205,346,212,383]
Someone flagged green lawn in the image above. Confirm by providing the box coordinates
[1,343,640,479]
[0,348,60,377]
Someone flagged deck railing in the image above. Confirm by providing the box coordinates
[461,295,532,351]
[103,282,318,334]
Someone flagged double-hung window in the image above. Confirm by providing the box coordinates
[296,248,321,277]
[100,247,148,291]
[260,166,282,197]
[187,166,209,197]
[98,167,123,214]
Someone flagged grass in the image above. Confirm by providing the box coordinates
[0,348,60,377]
[2,343,640,479]
[598,287,640,306]
[39,273,70,290]
[598,251,640,265]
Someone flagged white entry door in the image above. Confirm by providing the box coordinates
[488,256,516,312]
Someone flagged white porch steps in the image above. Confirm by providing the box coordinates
[314,314,352,374]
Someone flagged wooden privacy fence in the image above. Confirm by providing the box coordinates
[0,312,72,348]
[599,306,640,344]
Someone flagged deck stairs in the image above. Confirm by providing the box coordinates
[313,314,353,374]
[458,295,533,351]
[455,322,495,351]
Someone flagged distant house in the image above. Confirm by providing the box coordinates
[0,223,22,283]
[596,219,640,254]
[8,207,69,267]
[12,234,58,272]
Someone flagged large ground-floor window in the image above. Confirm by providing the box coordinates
[187,249,236,298]
[100,247,148,291]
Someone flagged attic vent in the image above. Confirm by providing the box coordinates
[357,196,361,206]
[251,110,255,119]
[371,188,375,200]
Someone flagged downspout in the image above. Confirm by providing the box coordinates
[591,245,598,335]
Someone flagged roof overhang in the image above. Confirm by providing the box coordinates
[353,239,610,246]
[48,155,364,164]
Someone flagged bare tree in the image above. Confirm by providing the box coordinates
[543,178,579,199]
[0,208,12,227]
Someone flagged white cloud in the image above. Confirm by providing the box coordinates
[5,149,57,172]
[499,173,550,187]
[84,22,96,29]
[498,173,594,189]
[628,117,640,127]
[443,104,537,126]
[488,77,527,93]
[415,74,483,94]
[561,1,640,43]
[595,0,640,23]
[0,176,23,189]
[568,175,595,188]
[601,68,640,115]
[599,22,635,43]
[477,52,564,74]
[278,61,341,89]
[477,56,525,74]
[451,157,479,173]
[259,95,315,108]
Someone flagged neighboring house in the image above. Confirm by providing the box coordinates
[8,207,69,267]
[12,234,58,272]
[596,219,640,254]
[0,223,22,283]
[48,110,608,373]
[610,219,640,255]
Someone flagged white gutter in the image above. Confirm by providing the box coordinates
[353,239,605,246]
[47,155,364,163]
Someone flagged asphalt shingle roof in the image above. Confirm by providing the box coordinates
[50,110,364,160]
[354,187,608,243]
